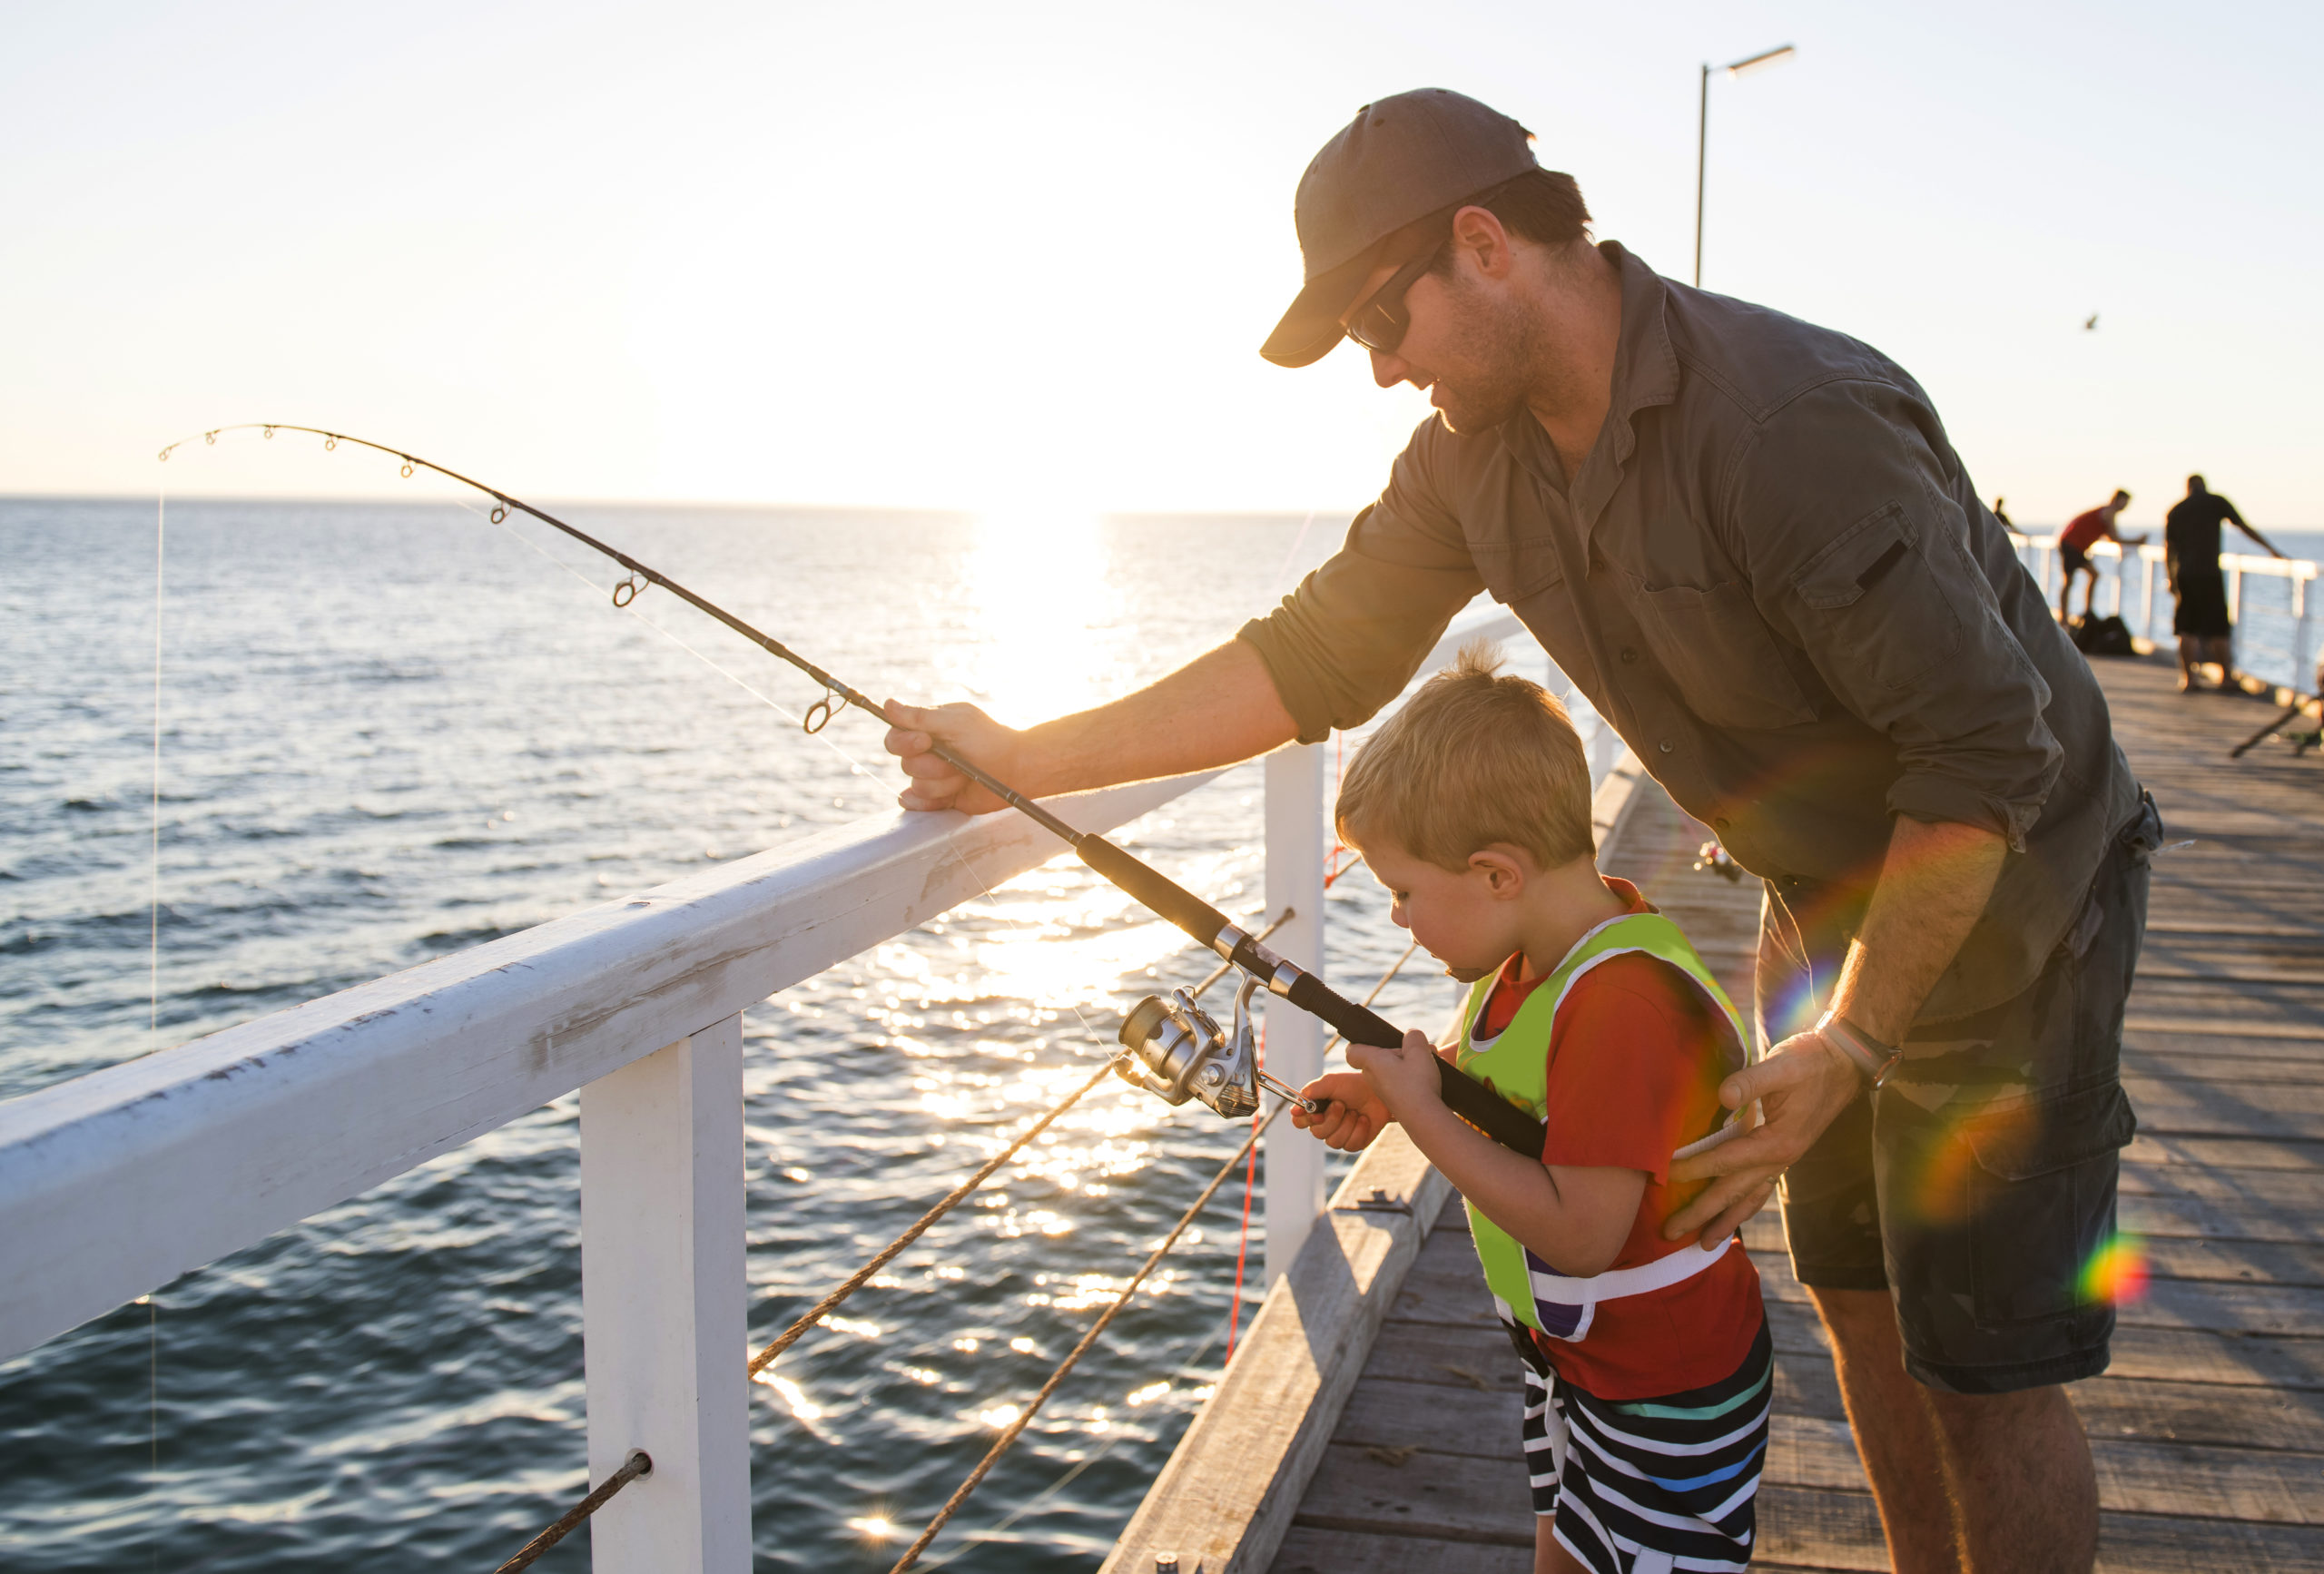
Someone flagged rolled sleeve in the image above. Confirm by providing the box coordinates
[1731,382,2062,849]
[1237,428,1485,743]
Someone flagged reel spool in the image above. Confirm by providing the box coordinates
[1117,974,1264,1119]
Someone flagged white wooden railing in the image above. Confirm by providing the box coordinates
[0,605,1531,1571]
[2013,531,2320,691]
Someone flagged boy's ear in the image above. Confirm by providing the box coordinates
[1468,846,1528,898]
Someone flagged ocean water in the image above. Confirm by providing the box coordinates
[0,495,1521,1573]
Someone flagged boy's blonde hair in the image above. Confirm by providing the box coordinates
[1334,642,1595,873]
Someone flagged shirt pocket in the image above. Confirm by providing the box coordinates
[1791,502,1965,690]
[1627,577,1817,731]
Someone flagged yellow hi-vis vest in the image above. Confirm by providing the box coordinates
[1455,910,1749,1343]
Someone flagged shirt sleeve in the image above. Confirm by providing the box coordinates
[1726,379,2063,849]
[1236,422,1485,743]
[1539,958,1719,1186]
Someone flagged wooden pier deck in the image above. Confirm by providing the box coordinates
[1132,652,2324,1573]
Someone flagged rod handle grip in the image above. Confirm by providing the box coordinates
[1281,972,1547,1157]
[1076,837,1233,948]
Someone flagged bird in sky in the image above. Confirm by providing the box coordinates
[2084,313,2100,330]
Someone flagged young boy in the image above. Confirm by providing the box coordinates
[1294,646,1768,1574]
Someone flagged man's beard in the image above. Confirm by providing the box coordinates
[1426,276,1541,435]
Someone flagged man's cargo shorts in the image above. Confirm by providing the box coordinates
[1760,792,2162,1394]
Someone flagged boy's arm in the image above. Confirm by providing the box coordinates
[1347,1031,1644,1276]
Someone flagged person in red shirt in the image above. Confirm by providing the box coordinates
[2056,488,2145,625]
[1295,645,1767,1574]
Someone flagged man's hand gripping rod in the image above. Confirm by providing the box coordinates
[160,424,1550,1157]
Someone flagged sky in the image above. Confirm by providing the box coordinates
[3,0,2319,526]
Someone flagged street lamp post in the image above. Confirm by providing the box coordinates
[1695,44,1796,288]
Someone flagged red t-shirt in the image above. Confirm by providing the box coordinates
[2061,507,2110,553]
[1476,879,1764,1400]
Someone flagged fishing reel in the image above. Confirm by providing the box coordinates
[1693,840,1743,884]
[1117,974,1265,1118]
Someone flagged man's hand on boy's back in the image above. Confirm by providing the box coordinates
[1661,1034,1859,1244]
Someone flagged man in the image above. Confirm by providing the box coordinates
[884,91,2152,1573]
[2055,488,2143,625]
[2165,474,2284,693]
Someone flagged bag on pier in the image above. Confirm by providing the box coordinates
[2071,614,2137,658]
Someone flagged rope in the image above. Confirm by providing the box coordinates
[749,1054,1123,1379]
[745,905,1289,1382]
[492,1451,652,1573]
[884,1097,1293,1573]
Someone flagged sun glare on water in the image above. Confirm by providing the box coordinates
[953,507,1117,726]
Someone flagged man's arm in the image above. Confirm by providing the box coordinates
[883,640,1295,814]
[2225,501,2287,560]
[1664,815,2006,1241]
[1659,379,2056,1242]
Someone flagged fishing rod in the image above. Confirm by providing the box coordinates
[158,424,1548,1156]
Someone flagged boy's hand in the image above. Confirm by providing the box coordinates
[1292,1071,1386,1150]
[1347,1028,1449,1123]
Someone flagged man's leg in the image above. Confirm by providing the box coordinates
[2057,568,2075,625]
[2176,635,2202,690]
[1925,1383,2098,1573]
[1812,1287,1961,1573]
[2205,635,2240,690]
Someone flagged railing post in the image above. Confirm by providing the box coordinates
[1262,745,1328,1285]
[2142,551,2160,645]
[579,1014,750,1572]
[2228,564,2244,673]
[2294,572,2314,689]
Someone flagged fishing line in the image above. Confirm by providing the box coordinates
[150,491,165,1053]
[146,490,165,1574]
[444,494,879,788]
[155,423,1547,1156]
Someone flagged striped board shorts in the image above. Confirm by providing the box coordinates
[1520,1318,1772,1572]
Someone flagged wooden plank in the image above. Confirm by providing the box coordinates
[1742,1211,2324,1282]
[1270,1526,1532,1573]
[1331,1377,1523,1460]
[2120,1077,2324,1138]
[1756,1483,2324,1574]
[1762,1295,2324,1393]
[2127,1134,2324,1176]
[1361,1318,1524,1392]
[1757,1260,2324,1337]
[1288,1441,1532,1547]
[1097,1131,1454,1574]
[2123,1052,2324,1084]
[1769,1412,2324,1527]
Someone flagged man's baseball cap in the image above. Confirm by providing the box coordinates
[1261,88,1540,369]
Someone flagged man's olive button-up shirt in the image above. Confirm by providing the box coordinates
[1239,242,2138,1023]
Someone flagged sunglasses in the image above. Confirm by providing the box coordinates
[1343,243,1445,355]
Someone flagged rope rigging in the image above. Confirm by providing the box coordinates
[157,423,1549,1158]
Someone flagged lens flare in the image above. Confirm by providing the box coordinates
[2079,1234,2149,1305]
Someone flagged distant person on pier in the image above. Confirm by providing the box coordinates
[1991,496,2012,527]
[2165,475,2285,693]
[2056,489,2144,625]
[888,89,2157,1573]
